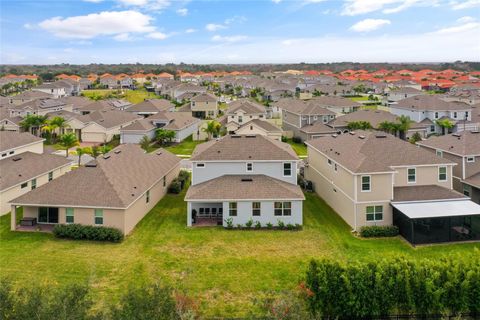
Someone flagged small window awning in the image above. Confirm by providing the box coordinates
[392,199,480,219]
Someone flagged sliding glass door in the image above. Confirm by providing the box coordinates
[38,207,59,223]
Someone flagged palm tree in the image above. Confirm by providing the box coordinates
[436,119,454,135]
[75,147,92,166]
[397,115,413,140]
[139,136,151,151]
[100,145,112,155]
[58,133,79,157]
[347,121,372,131]
[202,120,221,140]
[20,114,48,136]
[49,116,69,136]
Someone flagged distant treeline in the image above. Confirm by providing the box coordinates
[1,61,479,78]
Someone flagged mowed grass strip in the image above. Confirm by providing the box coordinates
[0,187,478,317]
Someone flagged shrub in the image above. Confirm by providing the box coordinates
[281,136,288,142]
[224,217,233,229]
[178,170,190,183]
[236,224,243,228]
[266,222,273,229]
[245,219,254,228]
[292,136,302,144]
[277,220,285,229]
[53,224,123,242]
[255,221,262,229]
[359,225,399,238]
[286,223,295,230]
[168,178,182,194]
[295,224,302,230]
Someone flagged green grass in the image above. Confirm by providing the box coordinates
[164,135,205,156]
[0,189,478,317]
[81,89,161,104]
[285,139,308,157]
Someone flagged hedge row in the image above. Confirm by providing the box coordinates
[304,256,480,318]
[359,225,399,237]
[53,224,123,242]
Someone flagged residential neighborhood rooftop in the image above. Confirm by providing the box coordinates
[0,131,43,153]
[417,131,480,155]
[393,185,466,202]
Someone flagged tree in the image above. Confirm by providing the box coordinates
[20,114,48,136]
[347,121,372,131]
[49,116,69,136]
[91,145,101,158]
[397,115,413,140]
[202,120,221,140]
[436,118,454,135]
[409,132,422,144]
[100,145,112,155]
[75,147,92,167]
[139,135,151,151]
[58,133,79,157]
[155,129,176,145]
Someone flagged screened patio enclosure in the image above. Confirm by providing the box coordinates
[392,200,480,245]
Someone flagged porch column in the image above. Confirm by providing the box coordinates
[10,205,16,231]
[187,202,192,227]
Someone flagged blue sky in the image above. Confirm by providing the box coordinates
[1,0,479,64]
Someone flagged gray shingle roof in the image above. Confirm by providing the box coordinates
[11,144,181,208]
[417,131,480,155]
[0,132,43,153]
[394,95,471,111]
[238,119,282,133]
[127,99,174,113]
[227,99,265,115]
[393,185,466,202]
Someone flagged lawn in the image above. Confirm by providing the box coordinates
[81,89,161,104]
[1,187,478,317]
[164,135,205,156]
[286,139,308,157]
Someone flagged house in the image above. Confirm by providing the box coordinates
[10,144,181,234]
[171,83,207,101]
[185,135,304,227]
[120,111,200,144]
[225,99,267,133]
[126,99,175,117]
[9,91,53,105]
[234,119,283,141]
[389,95,475,134]
[310,96,362,114]
[32,80,80,98]
[387,87,424,102]
[280,98,337,141]
[0,106,22,132]
[304,131,480,244]
[8,98,72,118]
[417,131,480,204]
[190,93,218,119]
[0,132,71,215]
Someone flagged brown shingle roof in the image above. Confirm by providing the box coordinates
[191,135,298,161]
[306,131,455,174]
[77,109,141,129]
[227,99,265,115]
[127,99,174,113]
[417,131,480,155]
[238,119,282,133]
[394,95,471,111]
[11,145,181,208]
[464,172,480,189]
[393,185,466,202]
[0,132,43,153]
[185,175,305,200]
[150,111,200,130]
[0,152,71,191]
[190,92,217,102]
[328,109,399,128]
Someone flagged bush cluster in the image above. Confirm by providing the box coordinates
[53,224,123,242]
[304,256,480,318]
[359,225,399,238]
[168,170,190,194]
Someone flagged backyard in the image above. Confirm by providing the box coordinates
[0,187,478,317]
[164,135,205,156]
[81,88,161,104]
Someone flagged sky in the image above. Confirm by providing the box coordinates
[1,0,480,64]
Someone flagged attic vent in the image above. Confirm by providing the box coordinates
[231,135,241,138]
[472,131,479,134]
[246,135,256,138]
[156,151,162,155]
[331,134,338,138]
[85,161,97,167]
[349,131,355,135]
[358,135,366,139]
[103,155,110,159]
[12,157,22,161]
[114,150,121,154]
[241,178,253,182]
[375,134,387,138]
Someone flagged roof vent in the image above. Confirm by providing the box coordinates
[246,135,256,138]
[349,131,355,135]
[85,161,97,167]
[241,178,253,182]
[156,151,162,155]
[331,134,338,138]
[114,150,121,154]
[103,155,110,159]
[12,157,22,161]
[375,134,387,138]
[359,135,366,139]
[452,133,461,137]
[231,135,241,138]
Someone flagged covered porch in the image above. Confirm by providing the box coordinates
[186,202,224,227]
[10,205,58,233]
[392,200,480,245]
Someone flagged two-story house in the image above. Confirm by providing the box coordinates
[0,131,72,215]
[225,99,267,133]
[305,131,480,244]
[190,93,218,119]
[389,95,476,134]
[386,87,424,103]
[185,135,304,227]
[417,131,480,204]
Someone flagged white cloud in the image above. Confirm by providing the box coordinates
[211,35,247,43]
[146,31,168,40]
[83,0,104,2]
[342,0,437,16]
[350,19,391,32]
[176,8,188,16]
[457,16,475,23]
[117,0,171,10]
[205,23,226,31]
[431,21,480,34]
[63,47,75,53]
[185,28,197,33]
[38,10,155,39]
[113,33,133,41]
[272,0,282,3]
[224,15,246,25]
[450,0,480,10]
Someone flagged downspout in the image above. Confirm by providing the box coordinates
[353,175,357,232]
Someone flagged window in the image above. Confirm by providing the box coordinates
[463,185,471,197]
[438,166,447,181]
[430,125,435,132]
[66,208,74,224]
[283,163,292,176]
[163,176,166,187]
[453,112,457,118]
[252,202,261,216]
[466,157,475,163]
[146,190,150,203]
[48,171,53,181]
[274,202,292,216]
[366,206,383,221]
[229,202,237,216]
[246,162,253,172]
[1,153,6,157]
[435,112,439,119]
[407,168,416,183]
[334,163,338,172]
[196,163,205,168]
[31,179,37,190]
[436,150,443,157]
[21,182,28,189]
[361,176,371,192]
[327,159,332,166]
[94,209,103,225]
[238,116,243,123]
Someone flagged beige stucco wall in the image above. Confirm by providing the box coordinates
[1,164,71,215]
[393,165,453,188]
[235,124,282,141]
[356,173,394,202]
[191,101,218,112]
[355,202,393,227]
[1,140,43,158]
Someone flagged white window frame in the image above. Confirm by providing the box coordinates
[407,168,416,184]
[436,150,443,157]
[361,175,371,192]
[366,205,383,222]
[466,156,475,163]
[274,201,292,216]
[66,208,74,224]
[246,162,253,172]
[283,162,292,177]
[94,209,104,225]
[229,202,237,216]
[252,202,261,216]
[438,166,447,182]
[196,163,205,168]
